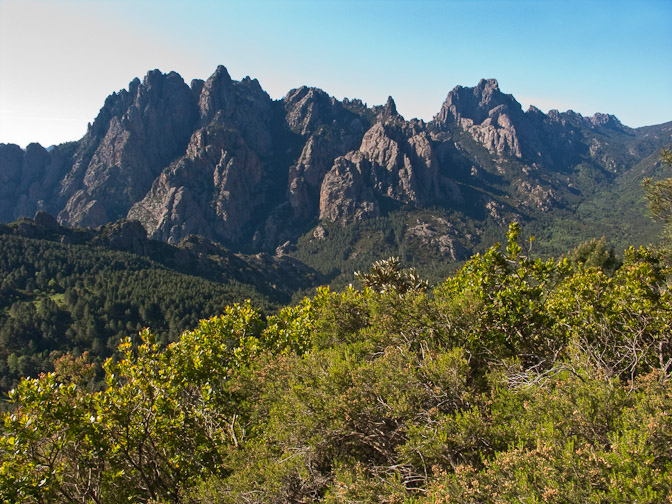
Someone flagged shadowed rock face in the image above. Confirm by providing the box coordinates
[0,142,71,222]
[1,67,669,252]
[57,70,199,227]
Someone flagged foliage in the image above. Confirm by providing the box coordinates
[434,222,570,368]
[0,230,279,393]
[0,302,265,503]
[566,236,621,274]
[548,247,672,381]
[355,256,429,294]
[643,148,672,254]
[2,224,672,503]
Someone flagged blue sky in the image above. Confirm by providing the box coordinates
[1,0,671,148]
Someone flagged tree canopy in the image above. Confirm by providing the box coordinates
[2,223,671,503]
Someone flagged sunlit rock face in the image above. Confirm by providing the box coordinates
[1,66,668,253]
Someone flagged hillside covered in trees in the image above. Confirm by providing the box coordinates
[2,222,671,503]
[0,214,323,392]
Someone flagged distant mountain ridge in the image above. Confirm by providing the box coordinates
[1,66,671,262]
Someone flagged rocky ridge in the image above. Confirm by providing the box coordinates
[1,67,671,263]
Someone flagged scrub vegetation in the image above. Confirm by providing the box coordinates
[2,222,671,503]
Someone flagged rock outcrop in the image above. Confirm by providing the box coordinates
[284,86,368,220]
[0,142,70,222]
[435,79,525,158]
[319,152,380,223]
[318,118,444,223]
[57,70,199,227]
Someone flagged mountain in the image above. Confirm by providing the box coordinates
[1,66,671,281]
[3,67,672,500]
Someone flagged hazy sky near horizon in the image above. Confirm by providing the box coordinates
[1,0,671,148]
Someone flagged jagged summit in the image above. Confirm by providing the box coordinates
[0,66,669,259]
[590,112,623,129]
[382,96,398,118]
[434,78,522,125]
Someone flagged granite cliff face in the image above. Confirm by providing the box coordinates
[1,67,671,261]
[436,78,527,158]
[319,116,442,223]
[127,66,274,244]
[284,86,368,222]
[59,70,199,227]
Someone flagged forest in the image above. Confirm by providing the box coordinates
[1,219,671,503]
[0,230,278,394]
[0,214,331,394]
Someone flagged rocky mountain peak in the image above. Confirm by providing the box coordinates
[368,96,402,123]
[433,79,525,158]
[475,78,502,100]
[195,65,273,155]
[435,78,521,126]
[198,65,234,122]
[590,112,623,130]
[125,65,276,245]
[1,66,668,259]
[197,65,273,129]
[526,105,545,117]
[283,86,342,136]
[57,69,199,227]
[143,68,170,88]
[382,96,399,118]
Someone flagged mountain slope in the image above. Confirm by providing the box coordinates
[1,67,670,272]
[0,212,323,391]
